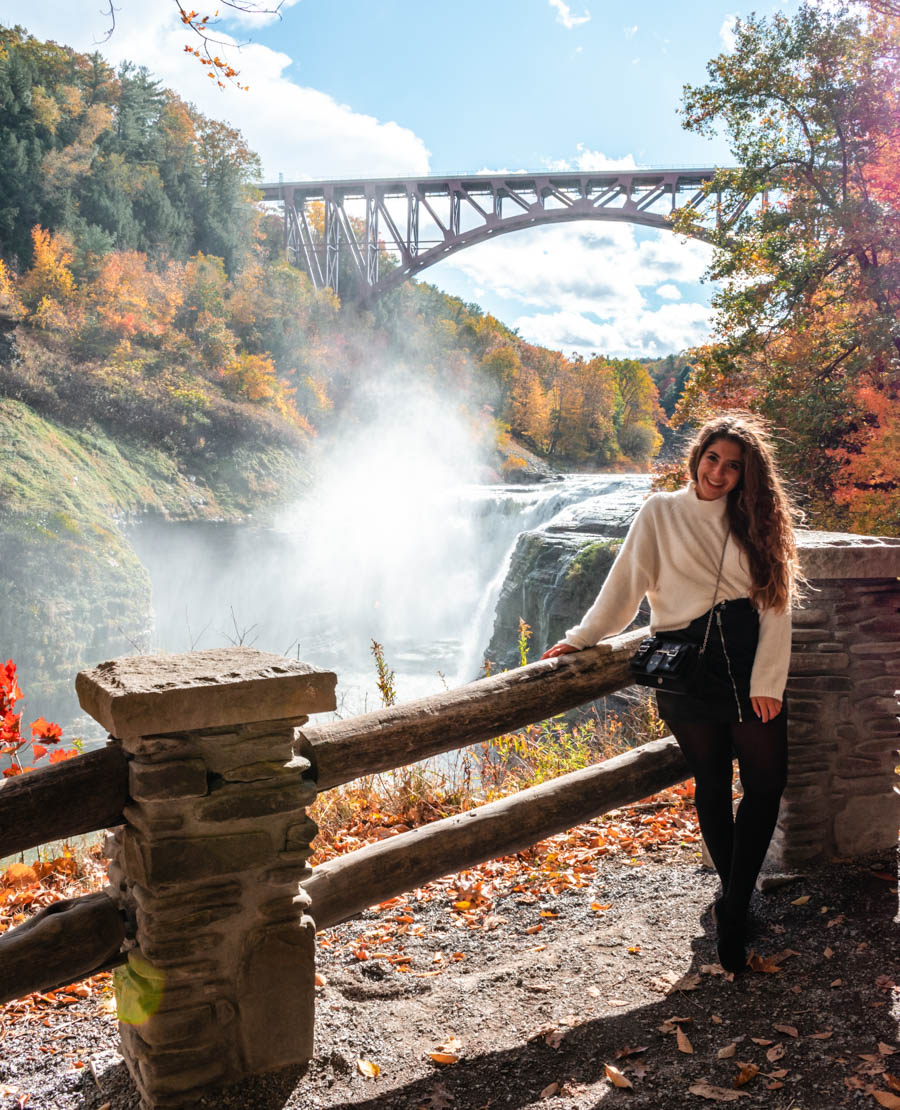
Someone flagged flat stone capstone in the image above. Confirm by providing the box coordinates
[76,647,337,737]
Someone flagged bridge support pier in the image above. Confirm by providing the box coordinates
[76,649,336,1109]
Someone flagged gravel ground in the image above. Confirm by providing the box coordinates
[1,846,897,1110]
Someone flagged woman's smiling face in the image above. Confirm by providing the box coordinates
[695,436,743,501]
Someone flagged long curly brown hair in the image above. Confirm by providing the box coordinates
[687,413,802,613]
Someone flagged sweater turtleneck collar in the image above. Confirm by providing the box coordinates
[681,481,729,519]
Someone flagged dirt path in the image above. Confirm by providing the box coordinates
[1,845,896,1110]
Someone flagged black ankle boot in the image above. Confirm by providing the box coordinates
[715,905,747,974]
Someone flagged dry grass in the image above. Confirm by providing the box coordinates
[308,692,668,864]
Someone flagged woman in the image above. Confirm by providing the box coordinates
[541,413,800,973]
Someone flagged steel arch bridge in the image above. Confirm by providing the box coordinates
[259,168,742,301]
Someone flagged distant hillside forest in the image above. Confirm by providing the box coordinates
[0,24,672,486]
[2,8,897,534]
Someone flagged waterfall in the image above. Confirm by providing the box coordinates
[133,473,650,718]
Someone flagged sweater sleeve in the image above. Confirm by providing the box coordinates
[749,605,792,700]
[562,498,659,649]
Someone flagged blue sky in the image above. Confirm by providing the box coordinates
[3,0,793,358]
[248,0,738,174]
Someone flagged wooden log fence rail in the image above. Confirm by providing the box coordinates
[0,629,662,1010]
[0,628,648,863]
[306,734,689,930]
[0,527,897,1109]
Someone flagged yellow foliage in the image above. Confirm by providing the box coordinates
[0,259,24,322]
[41,103,114,191]
[304,374,332,412]
[501,454,528,475]
[20,227,80,326]
[30,86,61,133]
[30,295,73,332]
[57,84,85,118]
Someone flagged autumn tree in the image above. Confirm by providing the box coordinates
[0,28,261,272]
[508,364,552,451]
[673,3,899,528]
[612,358,664,463]
[18,226,82,331]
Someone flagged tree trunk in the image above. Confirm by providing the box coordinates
[303,628,648,792]
[304,735,689,930]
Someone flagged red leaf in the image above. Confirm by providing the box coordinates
[30,717,62,742]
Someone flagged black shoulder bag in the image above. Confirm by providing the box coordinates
[628,530,729,696]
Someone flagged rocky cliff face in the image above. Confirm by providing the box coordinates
[485,485,650,669]
[0,397,310,732]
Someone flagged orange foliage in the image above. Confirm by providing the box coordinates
[828,383,900,534]
[88,252,183,340]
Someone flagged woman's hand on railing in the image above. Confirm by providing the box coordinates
[541,642,580,660]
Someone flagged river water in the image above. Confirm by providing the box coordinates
[131,472,651,719]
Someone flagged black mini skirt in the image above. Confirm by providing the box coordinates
[655,597,759,725]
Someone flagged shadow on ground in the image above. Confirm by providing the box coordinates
[69,852,899,1110]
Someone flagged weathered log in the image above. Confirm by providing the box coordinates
[0,890,127,1004]
[304,734,689,930]
[0,744,129,861]
[304,628,648,791]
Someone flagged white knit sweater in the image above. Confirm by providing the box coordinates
[562,483,792,700]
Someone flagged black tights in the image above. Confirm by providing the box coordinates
[668,712,788,919]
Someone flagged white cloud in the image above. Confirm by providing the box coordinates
[436,217,711,316]
[720,15,738,51]
[543,144,638,173]
[430,159,715,358]
[548,0,591,29]
[514,302,711,359]
[3,0,430,181]
[656,283,682,300]
[624,25,638,38]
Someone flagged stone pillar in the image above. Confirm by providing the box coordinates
[770,533,900,871]
[76,648,336,1109]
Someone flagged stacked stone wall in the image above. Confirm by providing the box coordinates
[772,573,900,870]
[104,718,319,1106]
[76,648,336,1109]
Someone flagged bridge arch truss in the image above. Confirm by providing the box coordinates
[259,168,744,301]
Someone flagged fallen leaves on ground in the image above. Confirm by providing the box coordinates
[429,1036,463,1065]
[421,1082,454,1109]
[747,952,782,974]
[689,1080,749,1101]
[312,786,703,972]
[676,1027,694,1054]
[604,1063,633,1089]
[734,1063,759,1087]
